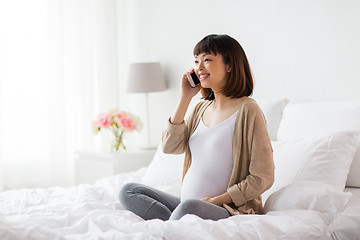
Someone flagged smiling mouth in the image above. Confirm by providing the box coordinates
[199,74,210,81]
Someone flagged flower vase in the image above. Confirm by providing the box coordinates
[111,134,126,153]
[94,109,142,153]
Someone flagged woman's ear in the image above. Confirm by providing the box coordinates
[226,65,231,72]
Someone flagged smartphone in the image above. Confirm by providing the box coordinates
[187,72,200,88]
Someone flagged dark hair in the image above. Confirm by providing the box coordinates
[193,34,253,100]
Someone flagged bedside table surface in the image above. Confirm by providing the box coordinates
[75,149,156,184]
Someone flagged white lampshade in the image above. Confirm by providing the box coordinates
[127,62,167,93]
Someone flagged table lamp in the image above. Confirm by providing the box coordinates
[127,62,167,148]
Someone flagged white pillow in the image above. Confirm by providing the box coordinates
[262,131,360,202]
[276,101,360,187]
[141,144,184,189]
[264,181,352,215]
[254,98,289,141]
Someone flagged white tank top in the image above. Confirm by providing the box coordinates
[180,110,238,201]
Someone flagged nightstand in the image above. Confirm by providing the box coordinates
[75,149,156,184]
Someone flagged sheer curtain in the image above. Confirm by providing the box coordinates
[0,0,119,190]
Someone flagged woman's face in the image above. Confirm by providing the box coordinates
[194,52,230,92]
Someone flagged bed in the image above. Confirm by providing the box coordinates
[1,99,360,240]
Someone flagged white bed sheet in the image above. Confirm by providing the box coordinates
[329,187,360,240]
[0,169,340,240]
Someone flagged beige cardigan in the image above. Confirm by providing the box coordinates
[161,97,274,215]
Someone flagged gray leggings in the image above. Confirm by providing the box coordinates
[119,182,231,221]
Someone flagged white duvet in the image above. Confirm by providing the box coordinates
[0,169,335,240]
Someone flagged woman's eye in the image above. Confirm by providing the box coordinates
[194,60,199,64]
[204,58,211,62]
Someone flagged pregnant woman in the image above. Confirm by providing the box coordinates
[119,34,274,221]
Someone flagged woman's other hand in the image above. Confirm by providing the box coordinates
[201,192,232,206]
[201,197,219,206]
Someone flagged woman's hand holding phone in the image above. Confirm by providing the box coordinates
[170,69,201,125]
[180,69,201,101]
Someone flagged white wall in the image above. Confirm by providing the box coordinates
[117,0,360,148]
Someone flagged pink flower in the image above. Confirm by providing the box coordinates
[96,113,113,128]
[119,117,135,131]
[114,111,127,120]
[93,109,142,151]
